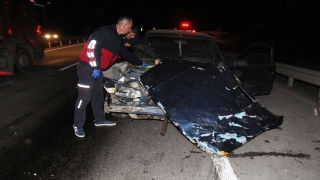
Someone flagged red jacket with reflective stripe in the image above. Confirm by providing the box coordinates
[79,24,142,70]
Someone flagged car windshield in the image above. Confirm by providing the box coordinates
[138,35,225,66]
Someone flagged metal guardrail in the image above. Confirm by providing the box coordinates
[43,35,89,48]
[275,62,320,93]
[275,62,320,86]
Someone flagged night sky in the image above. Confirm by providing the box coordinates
[37,0,320,70]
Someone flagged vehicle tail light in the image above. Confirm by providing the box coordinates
[0,71,10,75]
[36,26,42,35]
[181,23,189,28]
[7,27,12,35]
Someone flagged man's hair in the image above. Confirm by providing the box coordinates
[117,16,132,25]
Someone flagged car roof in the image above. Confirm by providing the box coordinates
[144,29,214,39]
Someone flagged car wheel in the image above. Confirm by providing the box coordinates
[111,112,128,118]
[15,49,32,73]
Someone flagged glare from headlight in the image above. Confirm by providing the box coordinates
[44,34,59,39]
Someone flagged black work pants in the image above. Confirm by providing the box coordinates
[74,64,105,126]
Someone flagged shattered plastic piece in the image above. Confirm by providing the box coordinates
[140,59,283,157]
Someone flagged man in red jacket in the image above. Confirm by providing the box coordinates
[73,16,147,138]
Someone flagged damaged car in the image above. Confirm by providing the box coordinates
[134,30,276,95]
[103,30,283,157]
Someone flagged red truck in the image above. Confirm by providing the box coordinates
[0,0,46,75]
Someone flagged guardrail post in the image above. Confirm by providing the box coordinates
[288,77,294,87]
[44,35,89,48]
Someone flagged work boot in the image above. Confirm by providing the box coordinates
[94,120,116,126]
[73,125,85,137]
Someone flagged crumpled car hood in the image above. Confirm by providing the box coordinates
[140,59,283,157]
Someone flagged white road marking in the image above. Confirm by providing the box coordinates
[44,44,83,71]
[212,156,238,180]
[59,62,79,71]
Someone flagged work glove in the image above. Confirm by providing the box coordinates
[140,62,147,68]
[91,69,100,79]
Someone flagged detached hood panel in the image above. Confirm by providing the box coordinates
[140,59,283,157]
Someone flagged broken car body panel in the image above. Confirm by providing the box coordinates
[139,59,283,157]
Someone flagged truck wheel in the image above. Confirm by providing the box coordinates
[15,49,32,73]
[111,113,128,118]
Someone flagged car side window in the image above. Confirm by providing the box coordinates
[239,46,272,65]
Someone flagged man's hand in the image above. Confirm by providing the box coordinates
[154,59,160,65]
[141,62,147,68]
[91,69,101,79]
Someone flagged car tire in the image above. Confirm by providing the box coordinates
[111,112,128,118]
[15,49,32,73]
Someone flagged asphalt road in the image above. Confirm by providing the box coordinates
[0,44,319,180]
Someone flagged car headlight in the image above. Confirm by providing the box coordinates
[44,34,59,39]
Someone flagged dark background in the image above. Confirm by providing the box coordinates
[38,0,320,71]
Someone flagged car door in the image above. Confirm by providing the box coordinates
[226,43,276,95]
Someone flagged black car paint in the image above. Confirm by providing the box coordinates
[227,43,276,95]
[140,59,283,157]
[135,30,275,95]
